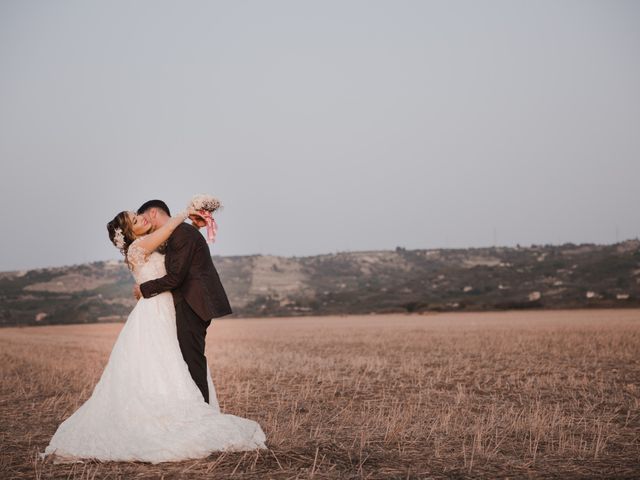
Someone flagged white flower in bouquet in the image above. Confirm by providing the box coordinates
[188,194,222,213]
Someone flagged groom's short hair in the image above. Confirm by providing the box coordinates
[137,200,171,216]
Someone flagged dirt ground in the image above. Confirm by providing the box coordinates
[1,309,639,479]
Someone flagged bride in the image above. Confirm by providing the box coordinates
[42,206,267,463]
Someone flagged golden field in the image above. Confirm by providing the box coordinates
[1,309,639,479]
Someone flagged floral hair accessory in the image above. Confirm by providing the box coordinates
[114,227,126,250]
[188,194,223,244]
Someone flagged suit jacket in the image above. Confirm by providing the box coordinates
[139,223,233,321]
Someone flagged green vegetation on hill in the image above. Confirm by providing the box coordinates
[1,240,638,326]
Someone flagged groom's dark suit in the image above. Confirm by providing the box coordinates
[139,222,233,403]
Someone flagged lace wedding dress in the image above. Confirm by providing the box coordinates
[42,241,267,463]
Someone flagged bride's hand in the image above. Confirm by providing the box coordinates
[188,208,207,228]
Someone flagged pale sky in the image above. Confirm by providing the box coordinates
[1,0,639,271]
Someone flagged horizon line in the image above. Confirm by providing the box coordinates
[2,237,638,274]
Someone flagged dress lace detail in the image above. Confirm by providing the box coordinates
[126,239,148,269]
[128,240,167,285]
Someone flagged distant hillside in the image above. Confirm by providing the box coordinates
[1,240,639,326]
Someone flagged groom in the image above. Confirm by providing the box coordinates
[132,199,233,404]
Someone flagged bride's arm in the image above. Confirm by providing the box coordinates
[133,209,196,254]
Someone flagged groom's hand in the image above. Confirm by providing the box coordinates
[133,284,142,300]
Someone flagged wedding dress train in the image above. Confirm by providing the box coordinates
[42,247,266,463]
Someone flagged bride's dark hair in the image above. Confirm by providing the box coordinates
[107,211,137,269]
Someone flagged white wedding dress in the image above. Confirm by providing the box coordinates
[42,243,267,463]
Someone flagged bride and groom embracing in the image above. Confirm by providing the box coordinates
[42,198,267,463]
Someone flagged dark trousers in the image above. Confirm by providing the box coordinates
[175,299,211,403]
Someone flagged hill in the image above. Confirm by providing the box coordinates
[1,240,639,326]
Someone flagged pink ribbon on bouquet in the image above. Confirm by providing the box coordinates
[197,210,218,244]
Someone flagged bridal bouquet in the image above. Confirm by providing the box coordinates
[188,194,223,244]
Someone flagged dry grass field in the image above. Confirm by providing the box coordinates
[1,309,639,479]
